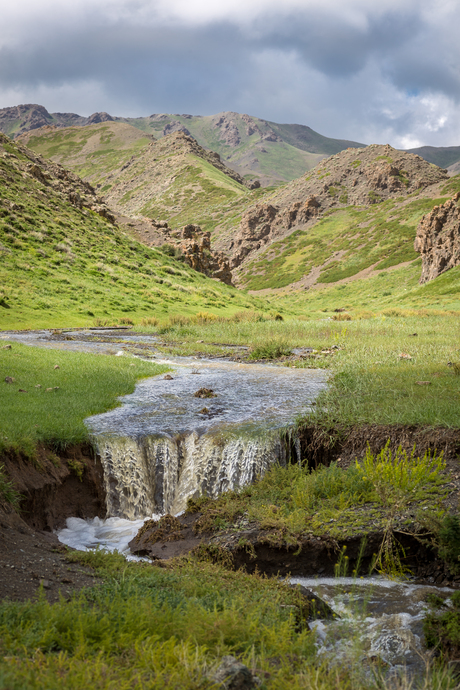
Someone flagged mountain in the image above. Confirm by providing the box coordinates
[17,122,267,238]
[0,131,267,330]
[1,104,366,185]
[218,144,457,291]
[407,145,460,173]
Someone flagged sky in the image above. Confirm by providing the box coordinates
[1,0,459,148]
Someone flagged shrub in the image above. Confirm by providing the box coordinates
[140,317,159,327]
[438,514,460,568]
[356,442,446,508]
[249,341,292,360]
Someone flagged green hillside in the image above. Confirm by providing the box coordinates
[21,122,154,177]
[241,174,460,313]
[124,111,363,184]
[407,145,460,170]
[19,123,270,234]
[0,133,269,330]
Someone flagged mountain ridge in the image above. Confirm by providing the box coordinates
[1,104,366,185]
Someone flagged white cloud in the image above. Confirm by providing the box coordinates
[0,0,460,147]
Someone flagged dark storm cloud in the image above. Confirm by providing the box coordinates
[0,1,460,146]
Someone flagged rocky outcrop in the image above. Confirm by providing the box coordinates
[414,193,460,283]
[225,144,449,270]
[0,132,116,223]
[162,120,192,137]
[212,113,241,147]
[159,223,233,284]
[178,225,233,285]
[229,196,322,268]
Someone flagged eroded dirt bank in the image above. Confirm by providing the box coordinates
[0,443,106,601]
[1,424,460,602]
[297,423,460,470]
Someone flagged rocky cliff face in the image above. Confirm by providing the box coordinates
[225,144,449,270]
[0,104,114,138]
[161,223,233,285]
[414,193,460,283]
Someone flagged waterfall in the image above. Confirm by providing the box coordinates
[97,429,288,518]
[86,358,328,519]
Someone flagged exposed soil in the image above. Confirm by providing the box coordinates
[0,443,106,602]
[2,424,460,603]
[0,508,103,603]
[130,423,460,585]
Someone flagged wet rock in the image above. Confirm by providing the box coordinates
[288,583,336,621]
[213,655,260,689]
[194,388,217,398]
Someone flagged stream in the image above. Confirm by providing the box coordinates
[3,329,451,677]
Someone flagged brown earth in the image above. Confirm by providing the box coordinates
[415,192,460,283]
[2,423,460,604]
[130,424,460,584]
[0,443,106,602]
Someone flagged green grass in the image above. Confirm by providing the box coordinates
[189,447,447,547]
[0,342,169,453]
[147,311,460,427]
[0,554,320,690]
[0,134,272,329]
[241,193,451,291]
[0,549,455,689]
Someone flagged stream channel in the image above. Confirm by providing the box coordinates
[2,329,453,676]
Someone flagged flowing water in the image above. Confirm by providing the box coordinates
[88,359,327,516]
[2,328,327,516]
[292,576,452,676]
[6,328,448,674]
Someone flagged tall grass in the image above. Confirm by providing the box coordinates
[149,312,460,426]
[0,552,455,689]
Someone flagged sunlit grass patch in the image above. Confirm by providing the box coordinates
[0,342,169,453]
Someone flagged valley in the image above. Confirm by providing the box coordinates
[1,104,460,689]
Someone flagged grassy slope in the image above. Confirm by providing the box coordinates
[238,176,460,312]
[122,113,359,183]
[0,135,275,330]
[20,123,273,234]
[407,145,460,169]
[22,122,154,178]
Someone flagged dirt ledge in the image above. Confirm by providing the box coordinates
[1,442,106,531]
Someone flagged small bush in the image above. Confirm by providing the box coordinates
[332,313,352,321]
[356,442,446,508]
[438,514,460,568]
[140,317,159,327]
[118,317,134,325]
[194,311,219,323]
[249,341,292,360]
